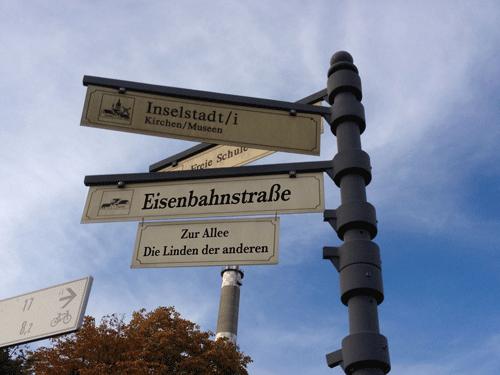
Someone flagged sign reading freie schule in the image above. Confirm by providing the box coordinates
[81,173,324,223]
[80,77,323,155]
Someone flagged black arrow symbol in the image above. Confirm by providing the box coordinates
[59,288,77,309]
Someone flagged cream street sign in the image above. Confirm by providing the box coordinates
[0,277,93,348]
[81,76,327,155]
[81,172,324,223]
[158,145,275,172]
[131,218,279,268]
[152,119,323,172]
[149,93,326,173]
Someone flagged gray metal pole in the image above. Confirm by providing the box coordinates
[215,266,243,345]
[323,51,391,374]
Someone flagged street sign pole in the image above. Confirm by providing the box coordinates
[323,52,391,374]
[79,57,393,372]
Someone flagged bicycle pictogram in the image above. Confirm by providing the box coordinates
[51,310,72,327]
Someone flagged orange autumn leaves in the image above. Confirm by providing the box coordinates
[28,306,251,375]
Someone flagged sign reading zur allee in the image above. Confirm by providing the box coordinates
[0,277,93,348]
[81,173,324,223]
[132,217,279,268]
[81,78,323,156]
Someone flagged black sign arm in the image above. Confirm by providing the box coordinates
[83,76,330,117]
[84,160,334,187]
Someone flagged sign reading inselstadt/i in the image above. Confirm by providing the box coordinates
[131,218,279,268]
[81,173,324,223]
[81,76,326,156]
[0,277,93,348]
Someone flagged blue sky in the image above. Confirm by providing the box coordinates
[1,1,500,374]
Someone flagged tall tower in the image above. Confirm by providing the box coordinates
[215,266,243,345]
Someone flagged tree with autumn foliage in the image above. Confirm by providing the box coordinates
[27,306,251,375]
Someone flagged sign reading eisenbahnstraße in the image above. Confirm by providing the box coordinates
[81,173,324,223]
[81,84,322,155]
[131,218,279,268]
